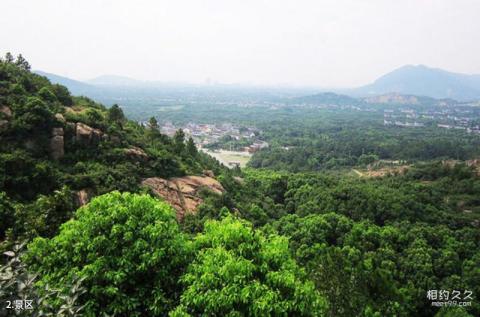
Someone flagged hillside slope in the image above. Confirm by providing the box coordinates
[1,56,223,239]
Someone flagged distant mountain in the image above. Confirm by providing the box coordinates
[34,70,98,95]
[287,92,362,106]
[87,75,141,86]
[349,65,480,101]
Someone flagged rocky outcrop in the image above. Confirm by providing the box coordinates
[75,122,103,145]
[50,127,64,160]
[124,147,148,161]
[55,113,66,123]
[0,106,12,131]
[203,170,215,177]
[142,175,225,220]
[75,189,92,206]
[0,106,12,119]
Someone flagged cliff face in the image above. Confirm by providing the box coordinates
[142,175,225,220]
[50,127,64,160]
[0,106,12,132]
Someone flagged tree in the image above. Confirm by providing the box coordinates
[173,129,185,154]
[147,116,162,144]
[357,154,378,166]
[4,52,14,63]
[51,84,73,106]
[107,104,125,128]
[170,215,328,316]
[0,192,15,239]
[38,86,58,103]
[86,108,104,127]
[186,137,197,157]
[26,192,190,316]
[149,116,159,130]
[12,97,55,135]
[15,54,31,71]
[14,186,76,238]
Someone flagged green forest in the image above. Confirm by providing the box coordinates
[1,55,479,316]
[248,116,480,171]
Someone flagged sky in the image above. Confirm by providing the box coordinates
[1,0,480,87]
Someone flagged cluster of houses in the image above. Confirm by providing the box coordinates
[383,109,425,127]
[242,140,269,153]
[160,121,269,152]
[383,108,480,134]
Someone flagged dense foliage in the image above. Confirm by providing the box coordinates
[182,164,480,316]
[267,213,479,316]
[172,216,327,316]
[0,54,223,241]
[2,55,479,316]
[25,192,189,316]
[23,193,327,316]
[248,114,480,171]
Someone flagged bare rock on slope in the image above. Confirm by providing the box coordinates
[55,113,66,123]
[142,175,225,220]
[124,146,149,161]
[75,122,103,145]
[50,127,64,160]
[0,106,12,118]
[75,189,93,206]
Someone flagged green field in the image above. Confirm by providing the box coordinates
[201,149,252,168]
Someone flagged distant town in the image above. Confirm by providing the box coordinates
[383,107,480,133]
[156,121,269,168]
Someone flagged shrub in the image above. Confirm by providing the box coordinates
[25,192,190,316]
[171,215,327,316]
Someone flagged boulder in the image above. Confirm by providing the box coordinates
[66,122,76,130]
[75,189,92,206]
[124,146,148,161]
[142,175,225,220]
[75,122,103,145]
[203,170,215,177]
[54,113,66,123]
[0,106,12,119]
[50,127,64,160]
[52,127,64,136]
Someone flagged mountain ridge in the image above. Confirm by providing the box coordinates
[36,65,480,101]
[347,64,480,100]
[34,70,98,95]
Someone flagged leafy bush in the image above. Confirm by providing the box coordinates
[171,215,327,316]
[0,243,86,317]
[25,192,190,316]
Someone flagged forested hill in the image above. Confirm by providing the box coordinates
[0,54,223,238]
[1,55,480,317]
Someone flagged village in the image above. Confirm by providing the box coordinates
[383,107,480,134]
[160,121,269,167]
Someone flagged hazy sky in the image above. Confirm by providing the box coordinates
[2,0,480,87]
